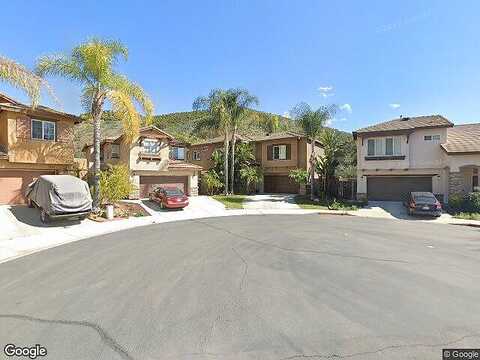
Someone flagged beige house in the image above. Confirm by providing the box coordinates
[0,93,81,204]
[188,131,323,194]
[353,115,480,202]
[83,126,202,198]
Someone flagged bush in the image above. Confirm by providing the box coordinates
[240,166,262,193]
[99,165,133,205]
[202,170,223,195]
[463,192,480,212]
[289,168,309,185]
[448,194,464,211]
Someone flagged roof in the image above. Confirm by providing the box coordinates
[191,134,250,146]
[441,123,480,154]
[168,160,203,170]
[353,115,453,137]
[0,92,81,123]
[251,131,323,145]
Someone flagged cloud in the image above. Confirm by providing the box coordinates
[282,111,291,118]
[326,117,347,127]
[377,10,431,33]
[389,103,401,109]
[339,103,352,113]
[318,85,334,98]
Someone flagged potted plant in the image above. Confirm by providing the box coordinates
[99,165,133,219]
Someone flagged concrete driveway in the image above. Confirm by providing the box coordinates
[0,215,479,359]
[243,193,300,209]
[356,201,455,223]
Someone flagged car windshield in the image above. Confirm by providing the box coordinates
[414,195,436,204]
[164,188,184,196]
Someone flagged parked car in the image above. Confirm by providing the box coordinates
[26,175,92,223]
[405,192,442,217]
[149,186,189,209]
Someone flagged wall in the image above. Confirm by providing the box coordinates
[129,137,170,172]
[260,137,299,174]
[5,111,75,165]
[408,128,447,168]
[0,111,8,149]
[187,143,221,171]
[357,134,410,170]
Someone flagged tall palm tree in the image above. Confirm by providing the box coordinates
[0,55,54,107]
[291,102,336,200]
[226,89,258,194]
[36,38,154,210]
[193,89,232,195]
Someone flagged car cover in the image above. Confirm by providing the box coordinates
[26,175,92,215]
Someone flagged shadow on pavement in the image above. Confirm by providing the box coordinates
[8,205,81,228]
[365,201,439,221]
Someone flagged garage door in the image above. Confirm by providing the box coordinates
[0,170,55,205]
[140,176,188,198]
[367,176,432,201]
[264,175,299,194]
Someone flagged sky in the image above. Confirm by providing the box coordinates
[1,0,479,132]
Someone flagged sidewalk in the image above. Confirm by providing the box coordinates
[1,196,479,264]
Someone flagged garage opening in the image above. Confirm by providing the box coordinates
[0,170,55,205]
[367,176,433,201]
[263,175,299,194]
[140,176,188,198]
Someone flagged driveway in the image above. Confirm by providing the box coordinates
[356,201,455,223]
[1,215,479,359]
[243,193,300,209]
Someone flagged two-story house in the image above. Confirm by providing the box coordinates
[83,125,202,198]
[0,93,81,204]
[353,115,480,203]
[188,131,323,194]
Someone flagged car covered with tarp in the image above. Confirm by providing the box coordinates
[26,175,92,223]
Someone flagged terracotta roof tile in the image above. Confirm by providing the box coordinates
[354,115,453,135]
[441,123,480,154]
[168,160,203,170]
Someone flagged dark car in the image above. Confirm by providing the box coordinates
[405,192,442,217]
[149,186,189,209]
[26,175,93,223]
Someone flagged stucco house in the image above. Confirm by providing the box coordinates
[353,115,480,203]
[83,125,202,198]
[188,131,324,194]
[0,93,81,204]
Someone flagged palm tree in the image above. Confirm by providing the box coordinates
[193,89,232,195]
[226,89,258,194]
[36,38,154,210]
[0,55,54,107]
[291,102,336,200]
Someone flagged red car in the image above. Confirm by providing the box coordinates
[149,187,189,209]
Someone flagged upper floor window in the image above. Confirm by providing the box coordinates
[367,137,401,156]
[142,139,160,154]
[192,150,201,161]
[31,119,55,141]
[170,147,185,160]
[273,144,287,160]
[111,144,120,159]
[424,134,440,142]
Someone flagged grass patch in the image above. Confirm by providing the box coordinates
[212,195,247,209]
[453,212,480,221]
[294,196,359,211]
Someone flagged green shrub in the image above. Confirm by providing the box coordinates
[463,192,480,212]
[240,166,262,193]
[448,194,464,211]
[99,165,133,205]
[289,168,309,185]
[202,170,223,195]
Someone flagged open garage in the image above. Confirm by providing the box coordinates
[367,176,433,201]
[139,175,188,198]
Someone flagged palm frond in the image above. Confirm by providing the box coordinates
[106,89,140,142]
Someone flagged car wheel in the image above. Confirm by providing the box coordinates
[40,209,50,224]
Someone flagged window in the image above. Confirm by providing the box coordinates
[273,145,287,160]
[31,119,56,141]
[424,134,440,142]
[192,151,201,161]
[367,139,375,156]
[366,137,402,156]
[111,144,120,159]
[170,147,185,160]
[143,139,160,154]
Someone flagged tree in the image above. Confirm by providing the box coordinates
[240,166,262,194]
[99,165,133,205]
[0,55,54,107]
[202,170,223,195]
[36,38,153,210]
[316,129,346,197]
[227,89,258,194]
[291,102,336,200]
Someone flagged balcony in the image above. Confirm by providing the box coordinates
[138,152,162,161]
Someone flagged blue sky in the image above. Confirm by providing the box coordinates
[1,0,479,132]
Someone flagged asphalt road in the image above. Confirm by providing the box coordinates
[1,215,479,360]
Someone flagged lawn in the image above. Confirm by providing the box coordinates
[294,195,359,211]
[212,195,247,209]
[453,212,480,221]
